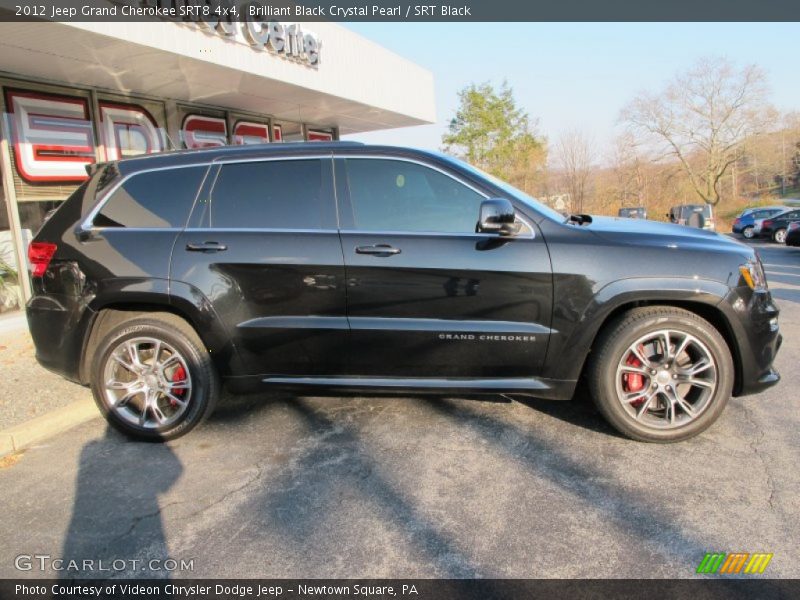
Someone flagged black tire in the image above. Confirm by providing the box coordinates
[742,226,754,239]
[773,228,787,244]
[587,307,734,443]
[90,312,219,441]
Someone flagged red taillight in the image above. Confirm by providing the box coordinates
[763,220,773,228]
[28,242,57,277]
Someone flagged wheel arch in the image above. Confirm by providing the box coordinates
[579,297,743,397]
[79,296,239,384]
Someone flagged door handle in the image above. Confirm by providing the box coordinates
[355,244,401,256]
[186,241,228,252]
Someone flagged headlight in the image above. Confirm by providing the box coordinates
[739,256,767,290]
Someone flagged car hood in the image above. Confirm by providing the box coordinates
[582,216,751,256]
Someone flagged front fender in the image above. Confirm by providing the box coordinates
[542,277,732,382]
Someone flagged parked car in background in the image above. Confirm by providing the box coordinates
[618,207,647,219]
[758,209,800,243]
[785,222,800,247]
[668,204,715,231]
[732,206,789,239]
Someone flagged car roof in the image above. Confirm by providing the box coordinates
[107,142,458,176]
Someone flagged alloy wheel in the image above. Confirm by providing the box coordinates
[615,330,718,429]
[102,336,192,429]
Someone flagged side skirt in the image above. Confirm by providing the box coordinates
[223,375,577,400]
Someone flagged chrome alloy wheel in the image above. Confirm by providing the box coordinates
[102,337,192,429]
[615,330,718,429]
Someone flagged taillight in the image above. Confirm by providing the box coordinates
[789,222,799,231]
[28,242,57,277]
[763,220,773,228]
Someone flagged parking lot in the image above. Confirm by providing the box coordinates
[0,240,798,579]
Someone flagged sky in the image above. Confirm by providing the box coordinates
[341,22,800,157]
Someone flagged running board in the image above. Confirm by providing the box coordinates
[261,376,549,392]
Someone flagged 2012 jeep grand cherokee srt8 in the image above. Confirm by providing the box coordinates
[26,142,781,442]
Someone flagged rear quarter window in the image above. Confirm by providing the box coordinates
[93,166,207,228]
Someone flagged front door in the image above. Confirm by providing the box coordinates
[336,156,553,379]
[171,155,349,376]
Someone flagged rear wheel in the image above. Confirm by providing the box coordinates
[742,226,754,239]
[588,307,733,442]
[773,228,787,244]
[90,313,219,441]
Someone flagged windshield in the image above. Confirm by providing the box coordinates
[439,153,568,223]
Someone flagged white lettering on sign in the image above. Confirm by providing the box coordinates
[6,90,95,182]
[232,121,270,145]
[99,102,164,160]
[182,114,228,148]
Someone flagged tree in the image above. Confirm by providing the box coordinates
[554,129,594,213]
[621,57,771,206]
[610,132,647,208]
[442,81,546,193]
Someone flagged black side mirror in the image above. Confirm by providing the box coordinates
[477,198,521,236]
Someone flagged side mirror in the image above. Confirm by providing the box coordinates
[477,198,521,236]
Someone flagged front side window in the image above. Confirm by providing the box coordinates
[209,160,324,229]
[94,166,206,228]
[344,159,485,233]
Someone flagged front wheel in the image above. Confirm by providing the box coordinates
[90,313,219,441]
[773,228,787,244]
[742,226,754,239]
[588,307,733,442]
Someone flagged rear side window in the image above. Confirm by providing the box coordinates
[94,166,206,228]
[208,160,325,229]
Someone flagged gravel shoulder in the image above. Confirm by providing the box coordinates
[0,318,91,430]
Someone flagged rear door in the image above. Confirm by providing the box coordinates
[171,154,348,376]
[335,155,553,379]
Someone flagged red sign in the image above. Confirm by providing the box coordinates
[182,115,228,148]
[232,121,270,145]
[6,90,95,182]
[307,130,333,142]
[99,101,164,160]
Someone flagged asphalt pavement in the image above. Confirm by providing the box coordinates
[0,240,798,579]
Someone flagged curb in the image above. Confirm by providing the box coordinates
[0,397,98,458]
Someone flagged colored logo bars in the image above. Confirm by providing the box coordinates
[696,552,773,574]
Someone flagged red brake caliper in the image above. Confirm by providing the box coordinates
[623,353,645,405]
[169,365,187,407]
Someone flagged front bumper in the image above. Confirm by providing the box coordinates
[721,287,782,396]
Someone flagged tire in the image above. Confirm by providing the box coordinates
[773,228,787,244]
[90,313,219,441]
[742,226,754,239]
[587,307,733,443]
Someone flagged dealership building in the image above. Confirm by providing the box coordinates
[0,18,435,311]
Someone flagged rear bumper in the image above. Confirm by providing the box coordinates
[26,293,94,383]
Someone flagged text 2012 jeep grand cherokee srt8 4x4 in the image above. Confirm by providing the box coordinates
[26,143,781,442]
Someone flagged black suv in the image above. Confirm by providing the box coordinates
[26,143,781,442]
